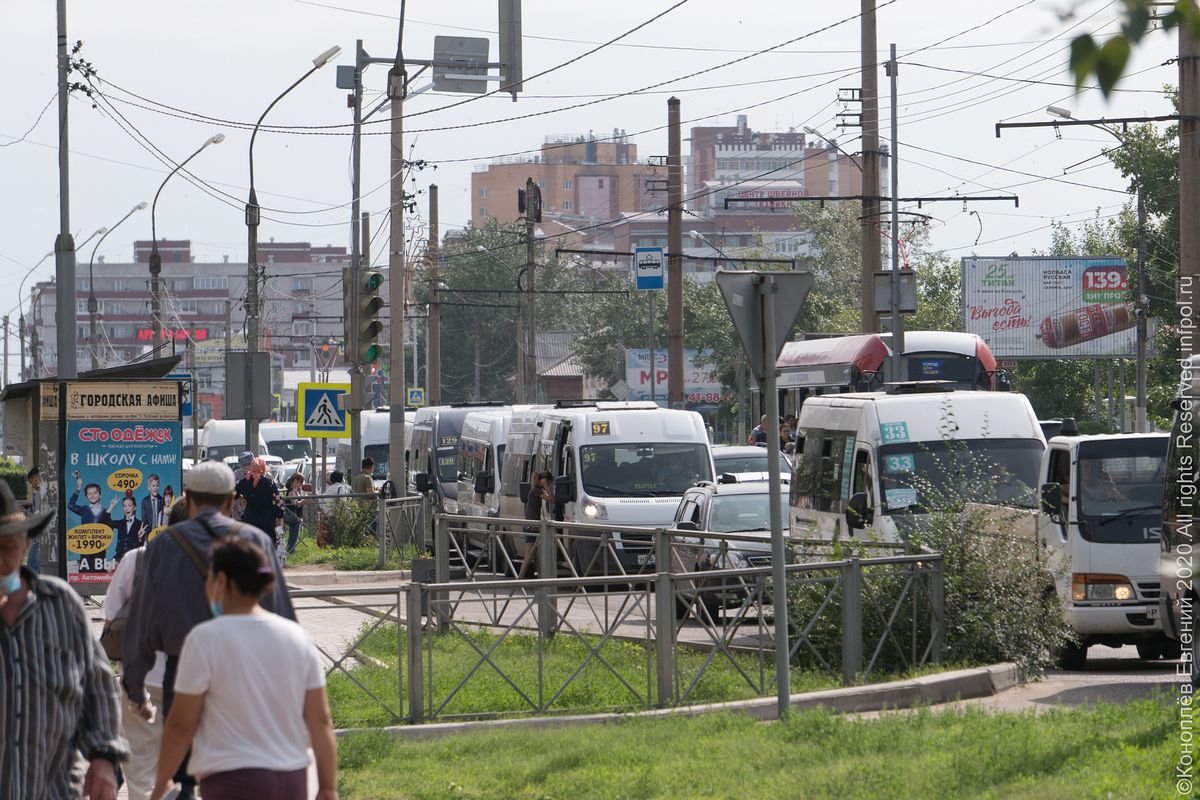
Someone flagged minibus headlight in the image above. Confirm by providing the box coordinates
[581,499,608,520]
[443,498,459,514]
[1072,573,1136,602]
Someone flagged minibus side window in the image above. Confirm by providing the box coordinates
[791,427,822,509]
[815,432,851,513]
[852,449,873,506]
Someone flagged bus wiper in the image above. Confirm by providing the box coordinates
[1098,505,1160,525]
[583,484,642,497]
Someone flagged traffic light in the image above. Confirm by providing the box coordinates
[343,268,386,364]
[356,270,385,363]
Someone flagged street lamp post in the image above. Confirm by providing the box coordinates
[150,134,225,360]
[1048,106,1149,432]
[88,203,148,371]
[245,44,341,455]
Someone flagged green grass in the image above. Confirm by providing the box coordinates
[336,691,1181,799]
[328,622,961,729]
[287,536,414,571]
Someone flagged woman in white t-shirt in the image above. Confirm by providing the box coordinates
[150,535,337,800]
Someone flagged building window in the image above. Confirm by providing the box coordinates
[199,371,214,389]
[292,321,312,337]
[174,252,182,263]
[562,201,573,211]
[598,179,604,188]
[78,327,87,340]
[104,302,126,315]
[177,299,198,314]
[537,180,546,190]
[78,279,90,291]
[76,299,88,314]
[111,280,126,292]
[293,302,309,315]
[292,278,312,292]
[195,276,228,290]
[171,280,188,291]
[480,208,488,217]
[480,188,488,198]
[563,180,573,190]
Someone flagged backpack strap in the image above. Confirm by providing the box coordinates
[169,526,209,579]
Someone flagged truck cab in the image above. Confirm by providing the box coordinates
[1040,433,1170,669]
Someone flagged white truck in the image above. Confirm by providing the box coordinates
[1040,432,1172,669]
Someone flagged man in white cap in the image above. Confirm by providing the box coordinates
[122,460,294,800]
[0,480,128,800]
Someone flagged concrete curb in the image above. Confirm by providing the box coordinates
[285,570,408,586]
[335,662,1021,741]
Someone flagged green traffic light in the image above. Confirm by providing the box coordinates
[363,273,384,291]
[361,344,382,362]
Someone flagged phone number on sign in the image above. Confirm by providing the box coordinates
[687,392,724,403]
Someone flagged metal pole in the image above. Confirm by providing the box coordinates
[3,315,8,386]
[649,290,655,403]
[888,43,905,381]
[762,276,790,713]
[54,0,77,380]
[842,558,863,684]
[310,296,318,484]
[525,178,540,404]
[351,213,369,469]
[388,60,408,493]
[737,354,745,444]
[1180,20,1200,361]
[1118,359,1127,433]
[428,184,440,406]
[1135,150,1147,432]
[860,0,882,335]
[667,97,684,408]
[1108,360,1114,430]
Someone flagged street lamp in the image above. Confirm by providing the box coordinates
[245,44,341,454]
[803,125,862,170]
[150,133,225,359]
[1047,105,1149,432]
[88,202,148,371]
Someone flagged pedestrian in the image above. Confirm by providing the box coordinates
[123,460,295,800]
[351,457,378,537]
[24,465,43,574]
[283,473,308,557]
[523,470,555,575]
[234,457,286,560]
[323,470,348,498]
[749,414,768,445]
[0,479,129,799]
[149,535,336,800]
[231,452,254,521]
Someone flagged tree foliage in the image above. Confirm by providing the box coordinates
[1069,1,1200,95]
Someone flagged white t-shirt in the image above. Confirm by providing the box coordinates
[174,612,325,776]
[102,547,166,688]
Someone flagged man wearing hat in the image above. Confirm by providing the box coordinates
[0,481,129,799]
[122,460,294,800]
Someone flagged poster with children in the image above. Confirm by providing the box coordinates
[62,382,182,586]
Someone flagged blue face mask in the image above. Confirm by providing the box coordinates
[1,568,21,596]
[208,597,223,618]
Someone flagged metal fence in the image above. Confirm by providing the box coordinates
[305,513,943,726]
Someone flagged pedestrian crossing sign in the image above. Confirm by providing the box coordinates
[298,382,351,437]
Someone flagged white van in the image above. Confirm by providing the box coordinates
[502,401,715,575]
[409,403,506,510]
[259,422,312,471]
[790,385,1045,542]
[455,407,527,563]
[335,409,410,487]
[200,419,268,462]
[1038,432,1170,669]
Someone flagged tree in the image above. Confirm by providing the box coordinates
[1069,1,1200,95]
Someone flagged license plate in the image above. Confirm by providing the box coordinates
[1147,606,1160,619]
[637,554,655,566]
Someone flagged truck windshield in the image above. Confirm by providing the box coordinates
[581,443,712,497]
[878,438,1044,511]
[364,444,389,479]
[266,440,312,461]
[1075,437,1166,543]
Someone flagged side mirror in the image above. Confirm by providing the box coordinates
[554,475,575,504]
[519,481,531,504]
[414,472,432,493]
[474,470,494,496]
[845,491,874,530]
[1041,482,1064,519]
[675,520,699,531]
[719,472,740,484]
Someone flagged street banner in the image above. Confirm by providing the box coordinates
[961,256,1146,358]
[625,349,722,411]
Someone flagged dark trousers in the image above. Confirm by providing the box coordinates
[163,655,198,799]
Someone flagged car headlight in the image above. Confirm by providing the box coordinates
[710,549,749,570]
[581,499,607,520]
[1072,573,1136,602]
[443,498,459,513]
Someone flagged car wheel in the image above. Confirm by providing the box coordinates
[1136,640,1165,660]
[1056,641,1088,671]
[1162,637,1183,661]
[674,594,692,621]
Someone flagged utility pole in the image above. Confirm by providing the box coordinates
[55,0,77,379]
[388,61,407,490]
[351,212,370,468]
[428,184,440,406]
[3,315,9,386]
[887,43,905,381]
[667,97,684,408]
[1135,131,1148,432]
[860,0,882,335]
[1180,20,1200,361]
[310,294,318,488]
[524,177,541,404]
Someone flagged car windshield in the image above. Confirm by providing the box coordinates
[581,443,712,497]
[1075,437,1166,543]
[364,444,389,479]
[267,440,312,461]
[206,444,239,461]
[708,492,788,532]
[878,438,1044,511]
[713,451,791,478]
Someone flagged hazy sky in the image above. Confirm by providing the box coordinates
[0,0,1180,346]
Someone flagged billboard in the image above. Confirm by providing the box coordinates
[625,349,723,411]
[962,256,1141,358]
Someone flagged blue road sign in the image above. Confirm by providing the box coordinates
[634,247,665,290]
[407,387,425,406]
[298,382,350,437]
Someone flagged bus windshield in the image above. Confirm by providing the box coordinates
[266,440,312,461]
[364,444,389,479]
[1075,437,1166,543]
[581,443,712,497]
[878,438,1043,511]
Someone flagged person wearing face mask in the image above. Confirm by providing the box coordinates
[150,536,337,800]
[0,480,129,800]
[121,461,295,800]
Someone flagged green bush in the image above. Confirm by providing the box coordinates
[0,467,27,501]
[320,499,376,549]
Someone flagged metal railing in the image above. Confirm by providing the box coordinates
[302,513,943,726]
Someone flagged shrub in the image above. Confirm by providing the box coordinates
[0,467,27,501]
[320,499,376,549]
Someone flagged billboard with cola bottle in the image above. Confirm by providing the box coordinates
[961,256,1151,359]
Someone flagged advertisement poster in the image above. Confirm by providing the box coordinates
[961,256,1148,358]
[62,382,182,587]
[625,349,723,411]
